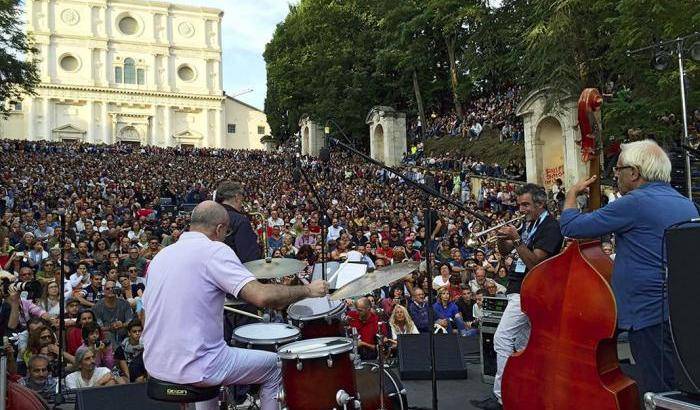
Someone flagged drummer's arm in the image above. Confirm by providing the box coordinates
[239,280,326,310]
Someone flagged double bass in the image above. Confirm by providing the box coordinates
[500,89,640,410]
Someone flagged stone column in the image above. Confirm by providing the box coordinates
[215,108,223,149]
[147,114,158,145]
[43,98,52,141]
[101,102,110,144]
[88,101,96,143]
[26,98,35,141]
[203,109,210,148]
[164,106,172,147]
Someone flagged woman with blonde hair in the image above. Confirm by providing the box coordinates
[386,304,419,358]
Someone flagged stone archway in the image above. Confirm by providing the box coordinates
[373,124,386,163]
[365,106,407,166]
[516,89,589,188]
[302,126,310,156]
[298,116,323,157]
[535,117,565,187]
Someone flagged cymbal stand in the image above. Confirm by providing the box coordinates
[375,316,388,410]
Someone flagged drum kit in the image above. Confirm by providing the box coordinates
[225,260,419,410]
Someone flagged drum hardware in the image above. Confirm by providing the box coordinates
[336,390,361,410]
[296,360,303,371]
[327,354,334,368]
[375,320,389,410]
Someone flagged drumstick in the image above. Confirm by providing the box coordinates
[223,306,265,321]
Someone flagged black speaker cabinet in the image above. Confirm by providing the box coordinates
[75,382,179,410]
[666,224,700,395]
[397,334,468,380]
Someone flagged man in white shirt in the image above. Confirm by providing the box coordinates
[65,347,115,389]
[143,201,328,410]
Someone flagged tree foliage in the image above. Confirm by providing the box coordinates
[0,0,39,117]
[264,0,699,144]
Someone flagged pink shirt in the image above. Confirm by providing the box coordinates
[142,232,255,384]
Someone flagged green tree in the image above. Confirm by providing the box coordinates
[0,0,39,117]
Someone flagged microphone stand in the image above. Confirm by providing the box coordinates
[295,159,331,283]
[328,135,492,410]
[54,211,66,409]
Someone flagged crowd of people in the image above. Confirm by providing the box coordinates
[408,86,525,145]
[0,138,540,405]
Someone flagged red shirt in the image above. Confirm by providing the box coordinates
[347,310,383,346]
[375,246,394,260]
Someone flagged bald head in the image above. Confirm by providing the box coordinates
[190,201,229,238]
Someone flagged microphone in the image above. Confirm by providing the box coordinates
[262,313,271,323]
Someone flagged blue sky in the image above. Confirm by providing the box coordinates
[177,0,297,110]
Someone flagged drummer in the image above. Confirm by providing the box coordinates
[143,201,329,410]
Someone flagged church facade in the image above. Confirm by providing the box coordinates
[0,0,269,150]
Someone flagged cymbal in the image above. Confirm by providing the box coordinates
[329,261,419,301]
[244,258,307,279]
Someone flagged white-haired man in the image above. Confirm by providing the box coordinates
[560,139,700,394]
[143,201,328,410]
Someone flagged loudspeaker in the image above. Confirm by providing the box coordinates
[75,382,179,410]
[480,318,500,383]
[666,224,700,395]
[397,334,468,380]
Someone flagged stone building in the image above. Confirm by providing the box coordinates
[0,0,269,150]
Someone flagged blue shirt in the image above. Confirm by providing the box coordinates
[560,182,699,330]
[433,301,460,320]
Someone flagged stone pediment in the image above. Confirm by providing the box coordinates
[52,123,86,140]
[173,129,203,141]
[365,106,403,124]
[53,123,86,135]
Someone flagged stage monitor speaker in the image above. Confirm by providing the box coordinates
[397,334,468,380]
[666,223,700,395]
[75,382,179,410]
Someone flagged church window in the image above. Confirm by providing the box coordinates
[124,58,136,84]
[178,65,195,82]
[118,15,139,35]
[227,124,236,134]
[59,54,79,72]
[137,69,145,85]
[257,126,265,135]
[115,67,123,83]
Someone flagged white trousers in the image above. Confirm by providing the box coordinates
[493,293,531,403]
[193,346,281,410]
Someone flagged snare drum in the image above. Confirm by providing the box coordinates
[277,337,356,410]
[287,297,346,339]
[231,323,300,352]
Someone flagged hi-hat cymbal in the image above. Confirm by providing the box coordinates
[244,258,307,279]
[329,261,419,301]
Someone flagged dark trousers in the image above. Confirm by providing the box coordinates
[628,321,677,394]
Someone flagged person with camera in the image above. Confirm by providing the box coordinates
[93,279,133,346]
[142,201,329,410]
[78,321,116,371]
[114,319,146,383]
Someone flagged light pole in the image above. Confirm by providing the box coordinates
[627,32,699,200]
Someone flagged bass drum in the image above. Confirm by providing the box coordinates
[354,362,407,410]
